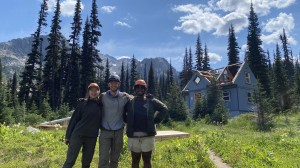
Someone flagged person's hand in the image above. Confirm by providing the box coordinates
[146,93,153,99]
[65,139,70,145]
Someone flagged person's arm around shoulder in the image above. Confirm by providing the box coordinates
[151,98,168,124]
[64,101,84,145]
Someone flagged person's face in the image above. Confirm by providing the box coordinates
[88,87,100,99]
[134,85,146,96]
[108,81,120,92]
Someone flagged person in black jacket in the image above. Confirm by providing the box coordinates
[62,83,102,168]
[124,79,168,168]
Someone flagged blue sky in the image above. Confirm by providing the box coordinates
[0,0,300,70]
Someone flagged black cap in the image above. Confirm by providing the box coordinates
[108,74,120,82]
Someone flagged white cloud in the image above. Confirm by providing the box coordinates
[100,6,116,13]
[261,13,296,45]
[208,52,222,64]
[114,21,131,28]
[117,56,131,60]
[48,0,84,17]
[173,4,248,36]
[173,0,295,36]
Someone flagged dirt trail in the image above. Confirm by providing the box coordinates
[208,150,231,168]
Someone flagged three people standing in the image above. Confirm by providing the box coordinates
[63,76,168,168]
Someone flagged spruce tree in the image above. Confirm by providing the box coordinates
[187,47,193,79]
[166,84,189,121]
[104,58,110,91]
[60,39,69,102]
[246,3,270,95]
[144,63,147,82]
[227,24,240,76]
[80,17,93,97]
[195,34,203,71]
[90,0,102,68]
[169,61,174,86]
[66,0,82,108]
[203,44,210,71]
[19,0,48,107]
[43,0,63,109]
[147,61,156,95]
[42,0,62,111]
[180,48,188,88]
[130,55,138,93]
[206,78,223,117]
[120,62,125,92]
[125,64,130,93]
[280,29,294,85]
[294,57,300,105]
[273,44,289,111]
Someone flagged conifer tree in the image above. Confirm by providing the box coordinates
[19,0,48,107]
[169,61,174,86]
[206,78,223,117]
[104,58,110,91]
[130,55,138,93]
[80,17,94,97]
[144,63,147,82]
[294,56,300,105]
[273,44,289,111]
[187,47,193,79]
[203,44,210,71]
[60,39,69,102]
[42,0,62,111]
[125,64,130,93]
[147,61,156,95]
[166,84,189,121]
[280,29,294,85]
[227,24,240,76]
[245,2,270,95]
[120,62,125,92]
[66,0,82,108]
[195,34,203,71]
[180,48,188,88]
[90,0,102,68]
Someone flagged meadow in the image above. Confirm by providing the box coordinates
[1,111,299,168]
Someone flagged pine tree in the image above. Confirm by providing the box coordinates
[130,55,138,93]
[125,64,130,93]
[80,17,94,97]
[90,0,102,69]
[180,48,188,88]
[19,0,48,107]
[187,47,193,79]
[252,81,273,131]
[195,34,203,71]
[280,29,294,85]
[294,56,300,105]
[203,44,210,71]
[120,62,125,92]
[169,61,174,86]
[10,72,18,108]
[246,3,270,95]
[273,44,289,111]
[66,0,82,108]
[227,24,240,76]
[206,78,223,117]
[42,0,62,111]
[104,58,110,91]
[147,61,156,95]
[60,39,69,103]
[166,84,189,121]
[144,63,147,82]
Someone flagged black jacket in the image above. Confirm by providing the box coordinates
[124,96,168,138]
[65,99,102,140]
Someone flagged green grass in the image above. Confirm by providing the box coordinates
[1,112,300,168]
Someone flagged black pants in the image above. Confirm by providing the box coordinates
[62,135,97,168]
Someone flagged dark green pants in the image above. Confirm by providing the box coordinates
[62,134,97,168]
[98,129,124,168]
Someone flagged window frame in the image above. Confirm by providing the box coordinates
[223,91,231,102]
[245,72,251,84]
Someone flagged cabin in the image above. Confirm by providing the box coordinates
[182,62,257,117]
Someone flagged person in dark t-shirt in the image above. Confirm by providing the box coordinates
[62,83,102,168]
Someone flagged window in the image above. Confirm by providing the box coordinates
[194,92,202,104]
[247,92,252,103]
[245,72,251,84]
[194,76,201,84]
[223,91,230,101]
